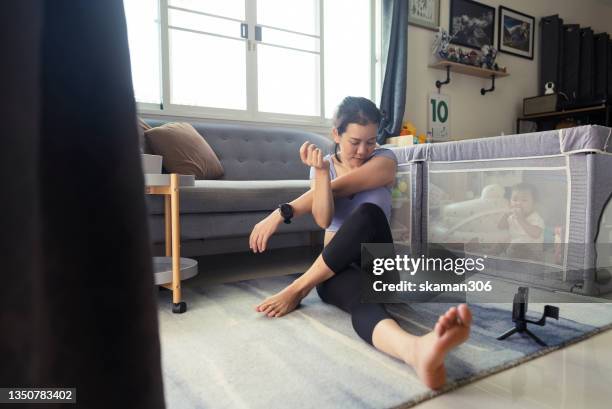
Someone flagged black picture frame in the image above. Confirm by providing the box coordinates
[449,0,496,49]
[498,6,535,60]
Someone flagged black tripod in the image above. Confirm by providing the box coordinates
[497,287,559,346]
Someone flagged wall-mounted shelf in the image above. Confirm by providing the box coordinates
[429,60,510,95]
[516,103,611,133]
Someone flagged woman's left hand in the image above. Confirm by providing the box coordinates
[300,142,329,170]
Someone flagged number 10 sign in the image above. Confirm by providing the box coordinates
[428,93,450,142]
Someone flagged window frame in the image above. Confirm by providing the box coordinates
[135,0,382,128]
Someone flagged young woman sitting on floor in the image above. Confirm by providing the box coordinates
[248,96,472,389]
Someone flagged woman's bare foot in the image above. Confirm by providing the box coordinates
[255,282,310,317]
[408,304,472,389]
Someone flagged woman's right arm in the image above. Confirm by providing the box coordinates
[249,142,333,253]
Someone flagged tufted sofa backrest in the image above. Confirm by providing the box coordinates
[145,120,334,180]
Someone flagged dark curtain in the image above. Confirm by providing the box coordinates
[377,0,408,144]
[0,1,164,408]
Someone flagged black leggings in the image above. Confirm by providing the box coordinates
[316,202,397,345]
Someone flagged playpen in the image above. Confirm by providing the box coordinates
[389,125,612,296]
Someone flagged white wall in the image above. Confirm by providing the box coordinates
[406,0,612,140]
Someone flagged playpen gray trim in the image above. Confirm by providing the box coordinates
[415,162,425,253]
[568,155,590,290]
[390,125,612,296]
[391,125,612,164]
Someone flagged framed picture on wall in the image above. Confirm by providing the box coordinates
[408,0,440,31]
[449,0,495,49]
[498,6,535,59]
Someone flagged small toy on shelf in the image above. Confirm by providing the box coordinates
[480,44,498,70]
[431,27,454,59]
[468,50,479,66]
[458,48,470,65]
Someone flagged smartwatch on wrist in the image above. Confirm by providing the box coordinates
[278,203,294,224]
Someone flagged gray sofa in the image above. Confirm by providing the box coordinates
[144,119,334,256]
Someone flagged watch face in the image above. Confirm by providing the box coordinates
[280,203,293,218]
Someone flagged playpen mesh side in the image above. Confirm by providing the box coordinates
[593,154,612,292]
[426,156,572,289]
[390,164,412,247]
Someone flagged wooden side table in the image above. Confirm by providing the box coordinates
[145,173,198,313]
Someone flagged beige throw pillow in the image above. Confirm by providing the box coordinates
[144,122,224,179]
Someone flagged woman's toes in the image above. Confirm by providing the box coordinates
[266,303,279,316]
[261,304,275,315]
[445,307,458,322]
[439,315,451,329]
[457,304,472,326]
[257,297,273,312]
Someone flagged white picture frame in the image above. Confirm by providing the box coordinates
[408,0,440,31]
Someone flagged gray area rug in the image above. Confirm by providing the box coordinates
[158,274,612,409]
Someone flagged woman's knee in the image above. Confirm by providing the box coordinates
[343,203,388,236]
[353,203,386,223]
[349,203,393,244]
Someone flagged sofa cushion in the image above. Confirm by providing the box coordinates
[144,122,224,179]
[146,179,311,215]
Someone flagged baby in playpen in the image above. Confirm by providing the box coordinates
[497,182,545,261]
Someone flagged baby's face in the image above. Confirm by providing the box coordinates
[510,190,535,215]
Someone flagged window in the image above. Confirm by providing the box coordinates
[124,0,162,104]
[123,0,381,125]
[168,2,247,110]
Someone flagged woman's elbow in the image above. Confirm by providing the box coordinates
[313,214,332,229]
[385,165,398,185]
